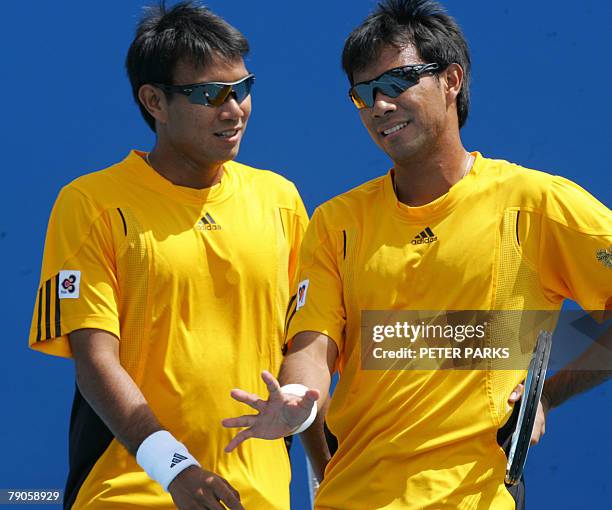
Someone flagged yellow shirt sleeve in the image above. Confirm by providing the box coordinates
[532,176,612,311]
[29,185,121,358]
[285,207,346,351]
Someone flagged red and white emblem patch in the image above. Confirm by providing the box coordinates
[296,279,309,310]
[59,270,81,299]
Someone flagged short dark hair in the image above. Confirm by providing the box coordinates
[342,0,471,128]
[126,1,249,132]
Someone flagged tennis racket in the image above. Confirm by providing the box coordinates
[505,329,553,485]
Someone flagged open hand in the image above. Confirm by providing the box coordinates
[222,371,319,452]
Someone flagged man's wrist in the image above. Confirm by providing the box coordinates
[136,430,200,491]
[280,384,318,435]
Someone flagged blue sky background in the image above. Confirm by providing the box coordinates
[1,1,610,508]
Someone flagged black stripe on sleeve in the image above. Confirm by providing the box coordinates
[36,287,43,342]
[117,208,127,236]
[54,274,61,338]
[278,209,286,239]
[44,279,52,340]
[283,295,299,355]
[284,294,297,330]
[284,306,298,338]
[515,211,521,246]
[342,230,347,260]
[282,306,299,356]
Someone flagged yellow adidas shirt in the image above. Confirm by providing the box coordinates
[29,150,307,509]
[286,152,611,510]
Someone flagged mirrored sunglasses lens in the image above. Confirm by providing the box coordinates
[350,73,418,109]
[184,85,222,106]
[388,74,418,90]
[186,76,253,107]
[351,85,373,109]
[233,78,253,103]
[377,82,406,99]
[206,85,232,107]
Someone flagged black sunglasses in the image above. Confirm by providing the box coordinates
[349,63,440,109]
[154,73,255,107]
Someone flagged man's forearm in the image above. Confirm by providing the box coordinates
[300,398,331,481]
[543,370,612,409]
[70,329,162,455]
[278,331,335,396]
[280,348,333,480]
[75,357,163,455]
[279,331,337,479]
[543,323,612,409]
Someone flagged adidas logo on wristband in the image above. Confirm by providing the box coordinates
[171,453,188,468]
[136,431,201,491]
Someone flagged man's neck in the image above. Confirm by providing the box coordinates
[146,145,224,190]
[393,142,472,207]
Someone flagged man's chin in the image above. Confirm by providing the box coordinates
[384,139,426,165]
[383,148,415,165]
[213,143,242,164]
[226,144,241,162]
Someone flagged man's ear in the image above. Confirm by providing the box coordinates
[442,63,463,108]
[138,84,168,126]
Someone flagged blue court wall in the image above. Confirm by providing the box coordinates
[1,1,610,508]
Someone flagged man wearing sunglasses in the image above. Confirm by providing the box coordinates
[223,0,611,509]
[28,2,306,509]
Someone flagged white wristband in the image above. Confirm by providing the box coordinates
[136,431,200,491]
[280,384,318,435]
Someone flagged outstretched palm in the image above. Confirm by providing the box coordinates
[222,370,319,452]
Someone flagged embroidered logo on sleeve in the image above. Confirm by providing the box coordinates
[596,247,612,269]
[296,279,310,310]
[59,270,81,299]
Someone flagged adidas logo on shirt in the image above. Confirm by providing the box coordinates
[170,453,188,468]
[197,212,222,231]
[411,227,438,245]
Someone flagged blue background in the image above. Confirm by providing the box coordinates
[1,1,610,508]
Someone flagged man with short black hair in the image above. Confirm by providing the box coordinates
[222,1,612,508]
[29,2,306,509]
